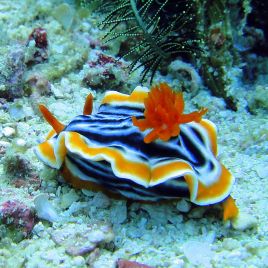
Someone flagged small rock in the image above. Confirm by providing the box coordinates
[229,250,242,258]
[90,192,111,209]
[176,199,191,213]
[0,141,10,156]
[183,241,213,267]
[81,189,95,197]
[255,164,268,179]
[0,45,26,100]
[14,138,28,152]
[141,204,169,225]
[52,3,75,30]
[8,103,26,121]
[245,240,265,255]
[88,230,106,244]
[34,194,59,222]
[72,256,86,267]
[231,212,257,231]
[222,238,241,251]
[86,248,100,266]
[110,201,127,224]
[170,259,184,268]
[51,223,114,256]
[168,59,201,95]
[188,207,206,219]
[51,84,64,99]
[26,74,51,96]
[60,189,80,209]
[32,222,46,237]
[15,138,26,147]
[2,126,15,137]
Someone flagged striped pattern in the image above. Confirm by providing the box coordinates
[35,86,234,205]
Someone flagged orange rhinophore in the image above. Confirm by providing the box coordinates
[38,104,65,134]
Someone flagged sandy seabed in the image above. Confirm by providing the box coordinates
[0,0,267,267]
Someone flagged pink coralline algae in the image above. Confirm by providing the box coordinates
[83,52,128,89]
[88,53,122,68]
[26,27,48,64]
[116,259,154,268]
[12,174,41,191]
[87,53,123,81]
[0,200,36,236]
[28,27,48,49]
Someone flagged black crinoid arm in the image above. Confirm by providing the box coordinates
[98,0,202,84]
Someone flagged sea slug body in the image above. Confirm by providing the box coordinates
[35,83,238,220]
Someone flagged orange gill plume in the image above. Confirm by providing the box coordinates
[132,83,208,143]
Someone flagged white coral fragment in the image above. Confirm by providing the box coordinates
[34,194,59,223]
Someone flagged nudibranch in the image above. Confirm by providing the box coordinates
[35,83,238,220]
